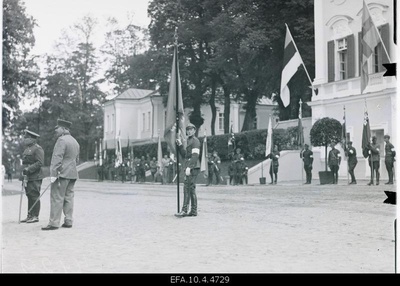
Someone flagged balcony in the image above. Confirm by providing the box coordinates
[313,72,396,101]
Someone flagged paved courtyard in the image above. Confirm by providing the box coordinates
[1,178,397,273]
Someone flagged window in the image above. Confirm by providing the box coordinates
[339,50,348,80]
[218,112,224,131]
[328,35,355,82]
[337,38,348,80]
[373,46,380,73]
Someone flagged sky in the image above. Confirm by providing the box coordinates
[23,0,151,56]
[19,0,151,110]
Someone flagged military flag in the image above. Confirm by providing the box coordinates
[164,29,185,213]
[228,124,235,154]
[266,115,273,157]
[104,141,107,163]
[360,1,383,93]
[164,31,186,157]
[362,101,371,158]
[280,24,316,107]
[200,131,209,178]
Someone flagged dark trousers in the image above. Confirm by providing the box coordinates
[304,165,312,183]
[182,169,199,214]
[269,165,278,183]
[348,162,357,183]
[368,161,380,183]
[385,160,394,183]
[329,165,339,184]
[25,179,42,218]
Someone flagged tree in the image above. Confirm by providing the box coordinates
[309,117,342,171]
[2,0,38,132]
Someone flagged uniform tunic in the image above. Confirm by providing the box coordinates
[48,131,80,227]
[22,143,44,218]
[385,142,396,183]
[177,135,201,214]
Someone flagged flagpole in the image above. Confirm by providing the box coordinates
[344,105,350,184]
[285,23,316,93]
[299,99,304,184]
[174,27,180,213]
[365,99,374,184]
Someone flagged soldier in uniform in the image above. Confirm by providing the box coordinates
[266,145,280,184]
[20,130,44,223]
[161,154,170,185]
[300,144,313,184]
[206,152,214,186]
[328,143,341,184]
[367,136,380,186]
[383,134,396,185]
[345,141,358,184]
[228,161,236,185]
[211,150,222,185]
[232,148,243,185]
[149,157,158,182]
[42,119,80,230]
[239,157,248,185]
[175,123,201,217]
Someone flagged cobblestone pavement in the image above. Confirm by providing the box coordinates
[1,178,397,273]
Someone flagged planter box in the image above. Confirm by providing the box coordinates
[259,177,266,185]
[319,171,333,185]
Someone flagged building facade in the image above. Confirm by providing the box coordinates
[103,88,277,149]
[309,0,396,180]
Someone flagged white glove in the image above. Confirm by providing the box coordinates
[50,177,57,183]
[185,167,191,176]
[176,139,182,146]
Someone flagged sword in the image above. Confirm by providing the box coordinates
[18,175,27,224]
[26,181,52,215]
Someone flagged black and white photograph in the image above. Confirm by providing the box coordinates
[1,0,398,275]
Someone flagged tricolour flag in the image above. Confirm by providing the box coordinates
[266,115,273,157]
[280,24,303,107]
[115,134,123,167]
[361,102,371,158]
[200,132,209,178]
[361,0,381,93]
[164,38,186,156]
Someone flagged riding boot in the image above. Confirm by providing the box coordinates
[376,172,380,185]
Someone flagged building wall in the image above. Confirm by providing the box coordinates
[310,0,396,181]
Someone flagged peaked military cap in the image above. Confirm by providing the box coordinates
[55,119,72,129]
[186,123,196,129]
[24,129,40,138]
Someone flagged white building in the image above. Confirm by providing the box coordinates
[103,88,277,149]
[249,0,397,184]
[309,0,397,180]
